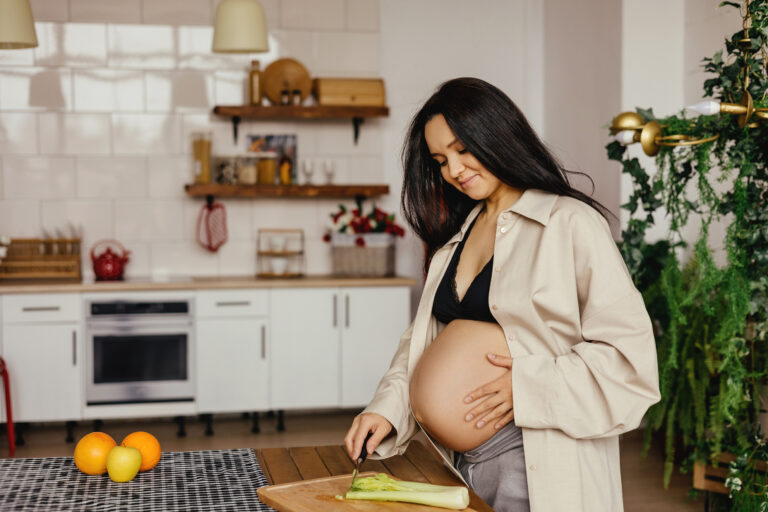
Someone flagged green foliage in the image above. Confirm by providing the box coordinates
[607,1,768,508]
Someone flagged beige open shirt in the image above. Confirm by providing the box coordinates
[364,189,661,511]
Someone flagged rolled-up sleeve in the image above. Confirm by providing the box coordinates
[363,321,420,457]
[512,209,661,439]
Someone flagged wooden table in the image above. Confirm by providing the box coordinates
[254,441,494,511]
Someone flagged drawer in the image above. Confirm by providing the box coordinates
[2,293,82,323]
[196,290,268,318]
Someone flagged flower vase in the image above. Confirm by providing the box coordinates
[330,233,395,277]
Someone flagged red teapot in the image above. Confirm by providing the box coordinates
[91,239,130,281]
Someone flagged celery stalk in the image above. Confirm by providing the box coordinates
[341,473,469,510]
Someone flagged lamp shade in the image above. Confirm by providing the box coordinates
[0,0,38,49]
[212,0,269,53]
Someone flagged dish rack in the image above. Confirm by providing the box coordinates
[0,238,82,282]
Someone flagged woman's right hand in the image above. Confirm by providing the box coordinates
[344,412,393,461]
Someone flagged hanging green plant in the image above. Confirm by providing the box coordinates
[606,1,768,509]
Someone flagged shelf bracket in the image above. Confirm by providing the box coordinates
[352,117,364,145]
[230,116,241,144]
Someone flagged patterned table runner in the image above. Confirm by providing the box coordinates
[0,448,275,511]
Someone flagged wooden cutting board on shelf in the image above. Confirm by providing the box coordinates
[257,472,477,512]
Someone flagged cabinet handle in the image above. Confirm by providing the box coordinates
[215,301,251,307]
[261,325,266,359]
[23,306,60,312]
[333,294,338,327]
[72,330,77,366]
[345,294,350,328]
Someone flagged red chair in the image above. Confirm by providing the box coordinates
[0,357,15,457]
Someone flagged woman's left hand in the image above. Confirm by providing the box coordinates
[463,353,515,430]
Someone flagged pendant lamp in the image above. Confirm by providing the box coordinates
[0,0,38,49]
[212,0,269,53]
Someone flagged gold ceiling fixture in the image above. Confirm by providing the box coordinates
[610,0,765,156]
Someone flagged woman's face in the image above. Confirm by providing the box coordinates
[424,114,503,201]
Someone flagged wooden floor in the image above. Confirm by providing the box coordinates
[0,411,705,511]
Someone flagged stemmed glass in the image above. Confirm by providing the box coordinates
[301,159,314,185]
[322,160,336,185]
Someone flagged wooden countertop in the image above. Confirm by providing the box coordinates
[254,441,493,511]
[0,275,417,294]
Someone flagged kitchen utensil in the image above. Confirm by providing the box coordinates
[349,431,374,489]
[257,472,478,512]
[91,239,130,281]
[196,195,228,252]
[262,58,312,106]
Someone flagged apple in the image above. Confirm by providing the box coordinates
[106,446,143,482]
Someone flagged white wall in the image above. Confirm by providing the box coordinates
[379,0,544,291]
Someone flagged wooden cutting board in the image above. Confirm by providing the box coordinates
[257,472,477,512]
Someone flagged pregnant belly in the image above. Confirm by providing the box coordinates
[409,319,511,452]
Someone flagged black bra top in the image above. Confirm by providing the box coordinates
[432,216,497,324]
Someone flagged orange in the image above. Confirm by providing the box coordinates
[121,431,161,472]
[73,432,117,475]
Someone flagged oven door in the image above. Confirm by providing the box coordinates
[86,318,195,405]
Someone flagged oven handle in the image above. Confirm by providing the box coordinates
[87,320,193,332]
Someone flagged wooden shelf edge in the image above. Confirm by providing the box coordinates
[213,105,389,119]
[184,183,390,198]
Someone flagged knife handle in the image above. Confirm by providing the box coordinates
[358,431,375,464]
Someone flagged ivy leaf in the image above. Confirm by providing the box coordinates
[718,1,741,7]
[637,107,655,121]
[606,141,626,161]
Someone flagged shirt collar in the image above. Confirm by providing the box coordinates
[506,188,558,226]
[444,189,558,246]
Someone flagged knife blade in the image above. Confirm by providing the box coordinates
[350,431,374,489]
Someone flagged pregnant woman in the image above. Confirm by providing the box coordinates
[344,77,660,512]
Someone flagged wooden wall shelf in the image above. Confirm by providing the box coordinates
[184,183,390,199]
[212,105,390,144]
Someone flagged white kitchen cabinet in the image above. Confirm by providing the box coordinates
[1,294,83,422]
[270,288,340,409]
[340,287,410,407]
[270,286,410,410]
[196,290,270,413]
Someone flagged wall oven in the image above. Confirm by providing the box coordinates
[85,298,195,405]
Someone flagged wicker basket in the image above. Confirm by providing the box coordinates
[331,233,395,277]
[0,238,82,282]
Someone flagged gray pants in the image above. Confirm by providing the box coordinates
[454,421,530,512]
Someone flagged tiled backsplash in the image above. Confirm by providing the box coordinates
[0,0,383,279]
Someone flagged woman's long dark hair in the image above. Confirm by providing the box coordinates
[401,77,611,270]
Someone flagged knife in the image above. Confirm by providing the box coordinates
[350,431,374,488]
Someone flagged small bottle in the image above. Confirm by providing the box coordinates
[248,60,262,106]
[280,89,291,106]
[279,154,293,185]
[291,89,302,106]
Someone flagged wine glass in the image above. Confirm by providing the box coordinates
[301,159,315,185]
[322,160,336,185]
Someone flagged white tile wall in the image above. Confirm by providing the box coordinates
[0,0,395,278]
[70,0,142,24]
[38,113,112,155]
[76,157,148,198]
[346,0,379,32]
[0,68,73,111]
[73,69,145,112]
[142,0,214,26]
[107,25,176,69]
[0,114,39,154]
[35,23,108,68]
[3,156,76,199]
[281,0,346,31]
[30,0,70,22]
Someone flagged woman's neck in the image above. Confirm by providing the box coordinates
[483,185,524,219]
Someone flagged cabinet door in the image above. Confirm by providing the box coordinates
[270,288,340,409]
[196,317,269,413]
[341,286,410,407]
[2,323,82,422]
